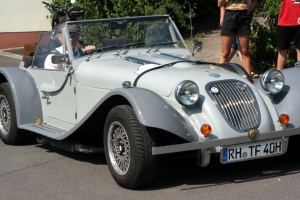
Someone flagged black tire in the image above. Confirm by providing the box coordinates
[104,105,157,189]
[0,82,30,145]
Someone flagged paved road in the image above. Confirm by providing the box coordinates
[0,55,21,67]
[1,138,300,200]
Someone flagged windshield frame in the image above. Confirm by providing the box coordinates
[63,15,189,61]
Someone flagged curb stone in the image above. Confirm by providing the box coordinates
[0,47,23,60]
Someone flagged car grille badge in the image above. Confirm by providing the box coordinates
[210,86,219,94]
[248,128,259,140]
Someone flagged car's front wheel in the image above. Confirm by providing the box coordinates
[0,82,30,145]
[104,105,157,189]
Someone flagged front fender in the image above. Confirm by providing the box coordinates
[254,67,300,128]
[0,67,43,127]
[105,87,199,142]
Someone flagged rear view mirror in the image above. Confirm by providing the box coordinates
[109,21,127,29]
[51,55,67,64]
[192,41,202,56]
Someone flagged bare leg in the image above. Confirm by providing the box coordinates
[237,51,242,64]
[228,48,237,62]
[277,49,288,70]
[237,35,251,75]
[220,35,235,63]
[297,48,300,61]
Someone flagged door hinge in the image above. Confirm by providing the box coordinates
[75,112,77,119]
[74,87,76,94]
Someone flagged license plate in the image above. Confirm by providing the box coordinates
[221,139,283,163]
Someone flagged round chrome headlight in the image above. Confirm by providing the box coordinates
[175,80,199,106]
[260,69,284,94]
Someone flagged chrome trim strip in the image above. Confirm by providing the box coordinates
[124,56,160,65]
[152,127,300,155]
[157,52,191,62]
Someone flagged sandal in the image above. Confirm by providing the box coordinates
[251,72,260,79]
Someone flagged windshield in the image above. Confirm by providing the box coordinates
[67,15,186,55]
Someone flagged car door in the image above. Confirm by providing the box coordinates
[29,31,77,127]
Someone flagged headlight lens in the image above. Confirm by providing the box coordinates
[175,81,199,105]
[260,69,284,94]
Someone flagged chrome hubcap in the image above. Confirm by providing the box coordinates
[0,95,10,135]
[107,121,130,175]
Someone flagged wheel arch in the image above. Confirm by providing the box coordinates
[0,67,43,127]
[84,87,199,142]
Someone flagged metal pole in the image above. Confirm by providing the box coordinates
[186,2,193,38]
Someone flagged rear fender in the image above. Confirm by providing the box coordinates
[0,67,43,127]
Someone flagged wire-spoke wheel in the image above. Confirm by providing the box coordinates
[0,95,11,135]
[107,121,131,175]
[0,82,30,145]
[104,105,157,189]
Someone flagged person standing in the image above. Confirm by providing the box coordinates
[277,0,300,70]
[227,0,256,63]
[218,0,257,76]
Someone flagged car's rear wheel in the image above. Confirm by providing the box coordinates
[0,82,30,145]
[104,105,157,189]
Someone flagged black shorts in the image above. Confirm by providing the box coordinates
[221,10,251,35]
[277,26,300,50]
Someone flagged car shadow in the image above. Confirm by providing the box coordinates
[34,142,107,165]
[33,141,300,190]
[143,154,300,190]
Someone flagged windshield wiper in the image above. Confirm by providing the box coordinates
[121,42,145,49]
[86,45,118,61]
[146,42,177,53]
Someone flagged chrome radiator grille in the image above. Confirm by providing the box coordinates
[207,81,259,131]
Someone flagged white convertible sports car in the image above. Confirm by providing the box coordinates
[1,14,300,189]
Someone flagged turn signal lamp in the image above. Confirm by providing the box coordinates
[201,124,212,136]
[279,114,289,125]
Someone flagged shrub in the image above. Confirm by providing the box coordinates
[250,0,296,71]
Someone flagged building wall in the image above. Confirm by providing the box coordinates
[0,0,52,49]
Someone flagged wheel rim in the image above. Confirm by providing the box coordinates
[0,95,10,136]
[107,121,130,175]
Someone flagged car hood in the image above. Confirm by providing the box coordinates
[76,51,250,96]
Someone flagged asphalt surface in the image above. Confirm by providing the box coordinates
[1,138,300,200]
[0,55,22,67]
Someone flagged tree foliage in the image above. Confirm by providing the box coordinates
[251,0,296,70]
[47,0,192,32]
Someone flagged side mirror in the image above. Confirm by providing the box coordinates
[192,41,202,56]
[51,55,67,64]
[22,56,33,68]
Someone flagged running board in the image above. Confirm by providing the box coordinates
[20,123,66,138]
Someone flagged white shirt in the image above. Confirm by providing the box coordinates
[44,46,80,69]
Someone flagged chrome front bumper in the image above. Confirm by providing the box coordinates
[152,127,300,155]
